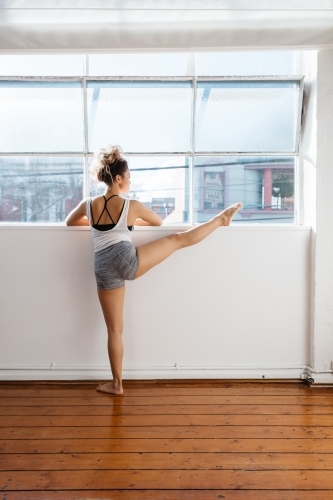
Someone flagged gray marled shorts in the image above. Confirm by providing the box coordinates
[94,241,139,290]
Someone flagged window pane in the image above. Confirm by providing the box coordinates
[0,55,85,76]
[195,51,297,76]
[88,156,190,224]
[0,82,84,153]
[194,156,295,224]
[0,157,83,222]
[87,81,192,153]
[89,53,190,76]
[195,81,299,153]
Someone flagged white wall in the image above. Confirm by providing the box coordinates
[311,50,333,383]
[0,225,311,380]
[298,51,317,374]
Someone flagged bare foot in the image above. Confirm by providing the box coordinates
[96,382,123,395]
[219,202,243,226]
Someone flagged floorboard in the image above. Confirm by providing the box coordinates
[2,491,333,500]
[1,452,333,470]
[1,403,333,415]
[1,424,332,439]
[2,438,333,453]
[2,469,333,489]
[1,395,333,405]
[1,414,332,427]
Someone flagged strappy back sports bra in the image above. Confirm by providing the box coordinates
[86,195,134,253]
[90,194,133,232]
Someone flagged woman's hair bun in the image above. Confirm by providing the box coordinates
[102,145,123,164]
[90,144,128,186]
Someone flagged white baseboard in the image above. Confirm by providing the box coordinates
[1,364,331,383]
[305,372,333,384]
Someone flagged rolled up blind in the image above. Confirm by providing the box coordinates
[0,0,333,52]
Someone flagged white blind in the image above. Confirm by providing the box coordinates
[0,0,333,53]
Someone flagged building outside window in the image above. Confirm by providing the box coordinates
[203,172,224,210]
[0,52,303,225]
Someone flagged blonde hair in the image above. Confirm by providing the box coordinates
[90,145,128,185]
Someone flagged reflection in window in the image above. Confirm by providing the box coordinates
[0,82,84,153]
[195,81,299,153]
[0,157,83,222]
[87,81,192,153]
[194,157,294,224]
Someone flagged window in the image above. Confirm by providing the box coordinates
[0,52,303,224]
[194,157,295,223]
[86,81,192,153]
[0,157,83,222]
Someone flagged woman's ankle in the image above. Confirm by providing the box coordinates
[112,379,123,390]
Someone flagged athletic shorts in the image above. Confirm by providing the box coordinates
[94,241,139,290]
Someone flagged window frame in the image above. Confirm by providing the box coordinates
[0,72,304,226]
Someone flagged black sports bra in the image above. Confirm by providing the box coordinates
[90,194,133,232]
[92,222,133,232]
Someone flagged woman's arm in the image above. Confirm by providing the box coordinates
[134,218,158,226]
[131,200,163,226]
[65,199,90,226]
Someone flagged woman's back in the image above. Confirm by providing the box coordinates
[90,194,145,228]
[90,195,126,226]
[87,195,133,253]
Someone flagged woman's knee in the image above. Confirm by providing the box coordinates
[172,231,194,249]
[168,232,185,250]
[107,326,123,337]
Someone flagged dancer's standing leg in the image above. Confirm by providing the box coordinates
[96,286,125,395]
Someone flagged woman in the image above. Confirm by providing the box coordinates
[65,145,242,395]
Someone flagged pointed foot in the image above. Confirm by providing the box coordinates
[220,202,243,226]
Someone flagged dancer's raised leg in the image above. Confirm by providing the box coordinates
[96,286,125,395]
[135,202,242,279]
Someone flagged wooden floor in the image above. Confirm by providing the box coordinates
[1,380,333,499]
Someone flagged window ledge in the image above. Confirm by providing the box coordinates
[0,223,312,231]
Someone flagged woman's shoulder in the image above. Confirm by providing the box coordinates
[84,196,95,208]
[88,195,108,206]
[89,194,103,201]
[128,199,142,208]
